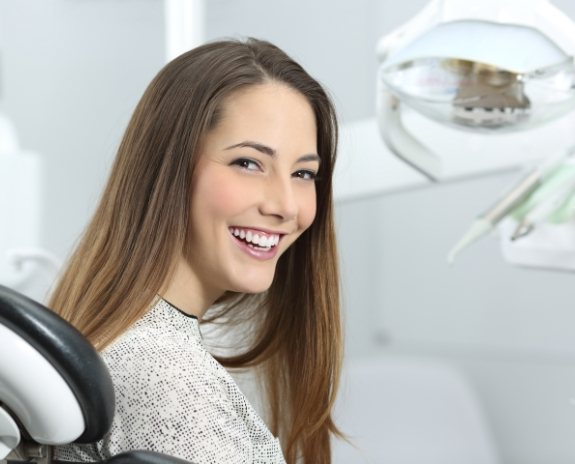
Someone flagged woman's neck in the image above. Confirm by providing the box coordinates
[161,256,221,319]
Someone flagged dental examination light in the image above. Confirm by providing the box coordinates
[377,0,575,181]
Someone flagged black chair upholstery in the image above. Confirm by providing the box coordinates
[0,285,194,464]
[0,285,114,443]
[106,451,192,464]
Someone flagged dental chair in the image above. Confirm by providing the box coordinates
[332,356,500,464]
[0,285,191,464]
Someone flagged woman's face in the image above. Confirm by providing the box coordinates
[186,82,319,298]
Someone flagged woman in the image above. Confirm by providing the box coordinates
[52,38,342,464]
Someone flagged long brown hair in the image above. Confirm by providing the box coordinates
[49,38,342,463]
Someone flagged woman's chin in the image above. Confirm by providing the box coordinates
[230,277,274,295]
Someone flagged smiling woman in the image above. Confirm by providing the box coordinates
[48,38,341,464]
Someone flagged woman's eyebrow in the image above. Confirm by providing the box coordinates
[225,140,320,164]
[298,153,321,164]
[225,141,276,156]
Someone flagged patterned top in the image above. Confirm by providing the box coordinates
[55,298,286,464]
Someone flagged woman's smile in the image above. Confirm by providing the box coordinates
[229,227,282,249]
[228,226,285,260]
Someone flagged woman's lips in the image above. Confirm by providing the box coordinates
[229,227,282,260]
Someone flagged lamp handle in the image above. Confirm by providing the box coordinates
[377,88,443,181]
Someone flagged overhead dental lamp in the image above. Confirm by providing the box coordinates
[377,0,575,181]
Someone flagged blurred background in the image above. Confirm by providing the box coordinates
[2,1,575,463]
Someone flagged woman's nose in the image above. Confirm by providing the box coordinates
[259,177,298,221]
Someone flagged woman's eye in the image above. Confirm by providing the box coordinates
[293,169,318,181]
[231,158,261,171]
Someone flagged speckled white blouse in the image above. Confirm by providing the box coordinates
[55,298,286,464]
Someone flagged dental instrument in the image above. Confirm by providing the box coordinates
[447,148,574,263]
[511,171,575,240]
[548,185,575,223]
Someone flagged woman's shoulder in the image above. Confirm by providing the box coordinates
[85,300,286,463]
[99,299,214,392]
[102,298,203,359]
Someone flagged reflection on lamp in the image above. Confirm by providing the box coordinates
[377,0,575,180]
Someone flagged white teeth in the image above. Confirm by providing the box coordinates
[230,228,280,248]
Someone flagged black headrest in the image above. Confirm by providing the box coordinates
[106,451,193,464]
[0,285,114,443]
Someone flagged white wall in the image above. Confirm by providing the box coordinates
[0,0,165,266]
